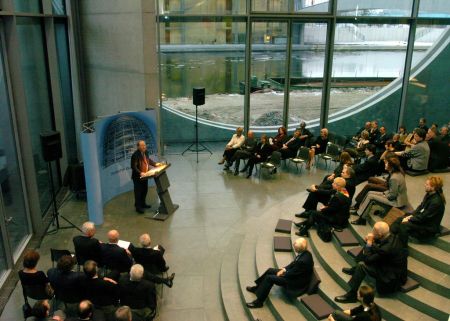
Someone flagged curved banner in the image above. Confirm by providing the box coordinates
[81,111,158,224]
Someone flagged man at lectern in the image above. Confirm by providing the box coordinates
[131,140,162,213]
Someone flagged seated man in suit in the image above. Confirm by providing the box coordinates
[395,128,430,172]
[66,300,105,321]
[335,222,407,303]
[114,306,141,321]
[26,299,65,321]
[100,230,133,275]
[226,130,257,174]
[73,221,102,266]
[295,177,351,236]
[245,238,313,308]
[47,255,86,308]
[118,264,157,321]
[391,176,446,243]
[279,130,303,159]
[354,144,380,185]
[295,121,314,147]
[129,233,175,287]
[242,134,274,178]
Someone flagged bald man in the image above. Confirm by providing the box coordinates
[246,238,314,308]
[131,140,161,214]
[100,230,133,275]
[335,222,408,303]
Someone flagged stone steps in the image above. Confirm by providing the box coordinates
[348,222,450,298]
[220,234,251,321]
[307,229,438,321]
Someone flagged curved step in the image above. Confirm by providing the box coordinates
[238,233,277,321]
[220,234,251,321]
[308,229,436,321]
[349,222,450,298]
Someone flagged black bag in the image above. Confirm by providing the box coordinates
[22,301,32,319]
[317,223,332,242]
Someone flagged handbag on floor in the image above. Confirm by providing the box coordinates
[317,222,332,242]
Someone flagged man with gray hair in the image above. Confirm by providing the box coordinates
[246,238,314,308]
[73,221,101,265]
[118,264,157,321]
[114,306,132,321]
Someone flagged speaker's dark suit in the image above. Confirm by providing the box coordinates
[131,150,157,210]
[100,243,133,274]
[253,250,314,302]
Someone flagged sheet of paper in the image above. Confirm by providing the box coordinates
[118,240,130,249]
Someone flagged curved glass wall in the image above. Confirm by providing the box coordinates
[159,0,450,142]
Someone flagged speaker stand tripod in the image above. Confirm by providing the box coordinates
[182,104,212,163]
[45,161,82,235]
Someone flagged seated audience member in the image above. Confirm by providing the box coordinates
[129,233,175,287]
[19,250,53,300]
[47,255,86,306]
[335,222,407,303]
[426,127,449,171]
[83,260,119,317]
[279,130,303,160]
[296,166,355,219]
[398,125,408,144]
[418,117,428,133]
[73,221,102,266]
[403,128,416,152]
[114,306,140,321]
[352,122,372,142]
[218,127,245,165]
[26,299,65,321]
[243,134,273,178]
[245,238,313,308]
[270,126,288,150]
[66,300,105,321]
[345,130,369,159]
[440,126,449,144]
[100,230,133,274]
[391,176,445,243]
[354,144,379,185]
[295,121,314,147]
[119,264,156,321]
[368,121,380,143]
[306,128,329,169]
[226,130,257,174]
[374,126,389,153]
[391,134,403,151]
[352,157,408,225]
[328,285,381,321]
[395,128,430,172]
[296,177,351,236]
[379,141,396,161]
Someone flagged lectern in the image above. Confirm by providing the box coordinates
[140,164,179,221]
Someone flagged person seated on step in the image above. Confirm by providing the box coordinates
[118,264,157,321]
[426,127,449,172]
[395,128,430,172]
[129,233,175,287]
[226,130,257,175]
[350,153,397,214]
[245,238,313,309]
[352,157,408,226]
[391,176,445,244]
[295,121,314,147]
[296,166,355,220]
[306,128,329,169]
[269,126,288,150]
[328,285,381,321]
[100,230,133,276]
[354,144,379,185]
[295,177,351,237]
[218,127,245,167]
[26,299,65,321]
[243,134,273,178]
[335,222,408,304]
[47,255,86,308]
[73,221,102,267]
[279,130,303,160]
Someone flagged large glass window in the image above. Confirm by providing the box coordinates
[160,20,246,126]
[250,21,287,128]
[288,22,327,128]
[328,23,409,135]
[253,0,330,13]
[419,0,450,18]
[159,0,246,14]
[337,0,413,17]
[0,37,31,261]
[13,0,41,13]
[16,18,60,214]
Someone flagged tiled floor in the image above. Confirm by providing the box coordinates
[1,144,448,321]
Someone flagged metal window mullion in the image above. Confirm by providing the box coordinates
[283,19,292,129]
[320,15,335,129]
[244,14,252,131]
[398,0,420,130]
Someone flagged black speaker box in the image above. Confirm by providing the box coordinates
[40,131,62,162]
[193,87,205,106]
